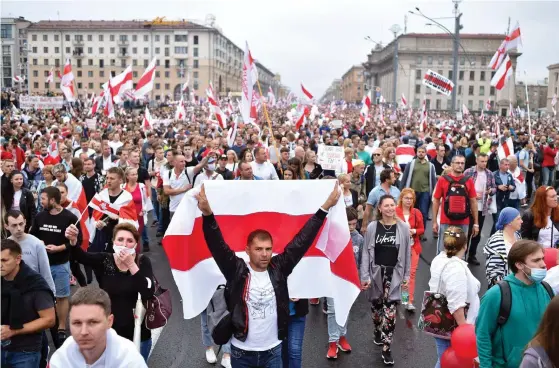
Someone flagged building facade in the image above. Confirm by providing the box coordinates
[515,82,548,111]
[320,79,342,102]
[254,61,275,97]
[341,65,364,103]
[363,33,520,115]
[1,17,32,89]
[25,19,274,100]
[547,63,559,112]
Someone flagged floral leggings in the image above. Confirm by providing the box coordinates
[371,271,398,350]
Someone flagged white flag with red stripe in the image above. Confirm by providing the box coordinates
[103,83,115,118]
[505,22,522,51]
[401,93,408,108]
[109,65,133,103]
[420,98,427,132]
[60,58,75,102]
[462,104,470,116]
[175,97,186,121]
[88,189,138,242]
[489,40,507,70]
[359,91,371,125]
[227,115,239,147]
[162,180,360,325]
[295,106,309,130]
[491,54,512,91]
[206,90,227,129]
[241,42,256,124]
[134,58,157,99]
[301,83,313,101]
[497,137,514,161]
[13,75,25,83]
[45,67,54,84]
[143,107,153,132]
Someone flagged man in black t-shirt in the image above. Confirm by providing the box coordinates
[1,239,55,367]
[31,186,81,345]
[215,154,234,180]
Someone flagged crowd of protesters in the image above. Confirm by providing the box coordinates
[1,89,559,368]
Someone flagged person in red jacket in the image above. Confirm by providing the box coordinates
[541,141,558,187]
[396,188,424,311]
[9,138,26,169]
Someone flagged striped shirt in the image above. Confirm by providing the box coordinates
[483,230,521,286]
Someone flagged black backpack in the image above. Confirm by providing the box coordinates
[497,280,554,326]
[442,175,471,220]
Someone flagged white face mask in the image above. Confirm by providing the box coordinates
[207,163,216,171]
[113,245,136,256]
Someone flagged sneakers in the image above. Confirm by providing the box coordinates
[205,348,217,364]
[310,298,320,305]
[382,349,394,365]
[406,303,416,312]
[337,336,352,352]
[373,330,383,346]
[326,342,338,359]
[221,355,231,368]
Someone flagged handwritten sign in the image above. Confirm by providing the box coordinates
[19,95,64,109]
[422,69,454,96]
[330,119,342,129]
[85,118,97,130]
[317,145,344,171]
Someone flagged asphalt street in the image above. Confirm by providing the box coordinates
[145,213,492,368]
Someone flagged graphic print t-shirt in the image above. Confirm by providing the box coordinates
[231,265,281,351]
[374,222,399,271]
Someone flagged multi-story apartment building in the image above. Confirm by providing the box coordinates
[320,79,342,102]
[1,17,32,89]
[341,65,364,103]
[547,63,559,112]
[363,33,521,115]
[515,82,548,111]
[25,18,275,100]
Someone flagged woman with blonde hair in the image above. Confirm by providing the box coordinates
[335,147,354,177]
[396,188,424,311]
[383,147,401,180]
[225,149,239,176]
[338,174,358,209]
[303,149,323,179]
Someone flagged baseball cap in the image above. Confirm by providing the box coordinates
[219,154,227,160]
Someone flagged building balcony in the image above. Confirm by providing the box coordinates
[73,39,84,46]
[117,39,129,46]
[118,52,130,58]
[72,51,85,58]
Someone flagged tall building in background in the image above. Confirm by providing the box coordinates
[362,33,521,115]
[341,65,364,103]
[547,63,559,112]
[515,81,548,111]
[1,17,32,89]
[25,17,278,100]
[320,79,342,102]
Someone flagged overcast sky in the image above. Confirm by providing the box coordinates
[3,0,558,97]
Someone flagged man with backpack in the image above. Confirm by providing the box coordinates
[475,240,553,368]
[432,155,479,253]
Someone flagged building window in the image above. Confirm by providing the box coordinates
[65,35,70,41]
[32,34,37,41]
[416,56,422,64]
[88,47,92,54]
[164,59,170,68]
[88,71,93,77]
[156,60,160,66]
[99,47,104,54]
[479,86,485,96]
[99,60,104,68]
[144,47,148,54]
[155,35,160,42]
[426,99,431,109]
[133,71,138,78]
[87,82,93,89]
[448,70,453,80]
[480,71,486,81]
[175,46,187,54]
[53,34,58,41]
[77,82,82,89]
[193,71,198,78]
[438,56,444,65]
[415,85,421,94]
[144,35,149,42]
[133,59,137,66]
[478,100,484,110]
[426,87,432,95]
[33,70,38,77]
[193,81,199,90]
[55,59,60,67]
[175,35,187,42]
[119,35,127,42]
[460,57,465,66]
[144,59,148,67]
[77,70,82,77]
[468,100,473,109]
[193,47,198,57]
[110,47,115,54]
[100,70,104,77]
[469,71,475,81]
[193,35,199,45]
[88,59,93,66]
[34,82,39,88]
[468,86,474,95]
[66,47,70,53]
[132,35,137,42]
[193,60,199,68]
[458,85,463,95]
[43,47,48,53]
[427,56,433,65]
[165,83,170,90]
[110,35,115,41]
[121,59,126,67]
[155,83,160,90]
[87,34,92,41]
[155,71,160,78]
[165,48,170,57]
[165,71,170,78]
[42,34,47,41]
[415,69,421,80]
[490,86,495,96]
[32,46,37,53]
[132,47,137,54]
[44,59,49,65]
[54,47,59,53]
[155,47,160,54]
[459,71,464,81]
[164,35,170,45]
[99,35,104,41]
[413,99,420,108]
[436,99,441,109]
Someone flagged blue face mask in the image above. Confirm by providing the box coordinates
[523,265,547,283]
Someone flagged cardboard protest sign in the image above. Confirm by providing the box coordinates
[317,144,344,171]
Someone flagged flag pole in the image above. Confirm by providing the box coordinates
[524,71,532,140]
[255,79,282,175]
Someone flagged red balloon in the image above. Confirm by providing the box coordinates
[451,324,478,359]
[544,248,559,270]
[441,347,473,368]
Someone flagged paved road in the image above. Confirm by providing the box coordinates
[145,214,492,368]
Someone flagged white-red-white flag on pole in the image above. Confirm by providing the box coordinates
[489,40,507,70]
[103,82,115,118]
[227,115,239,147]
[359,91,371,125]
[175,97,186,120]
[551,94,557,116]
[301,83,313,101]
[497,137,514,161]
[420,98,427,132]
[241,42,256,124]
[181,75,190,93]
[45,67,54,84]
[143,107,153,132]
[295,106,310,130]
[485,99,492,111]
[462,104,470,116]
[60,58,75,102]
[109,65,133,103]
[134,58,157,99]
[491,54,512,91]
[401,93,408,108]
[505,21,522,51]
[12,75,25,83]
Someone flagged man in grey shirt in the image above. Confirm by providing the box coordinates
[5,209,55,294]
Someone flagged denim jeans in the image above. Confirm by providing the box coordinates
[326,297,347,342]
[141,223,149,246]
[282,316,305,368]
[231,343,283,368]
[140,338,152,363]
[542,166,554,186]
[437,224,469,253]
[434,337,451,368]
[151,187,159,222]
[200,309,231,353]
[1,350,41,368]
[415,191,430,229]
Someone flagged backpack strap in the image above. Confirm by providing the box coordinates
[442,175,454,185]
[457,176,469,185]
[497,280,512,326]
[541,281,554,300]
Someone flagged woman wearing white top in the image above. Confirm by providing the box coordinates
[225,150,238,176]
[428,226,481,368]
[484,207,522,287]
[521,186,559,248]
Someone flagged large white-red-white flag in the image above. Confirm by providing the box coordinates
[134,58,157,99]
[489,40,507,70]
[241,42,256,124]
[420,98,427,132]
[175,97,186,120]
[301,83,313,101]
[60,58,75,102]
[505,21,522,51]
[162,180,360,325]
[359,91,371,125]
[109,65,133,103]
[491,54,512,91]
[497,137,514,161]
[56,173,88,248]
[206,91,227,129]
[143,107,153,132]
[88,189,138,242]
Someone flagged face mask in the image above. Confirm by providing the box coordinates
[113,245,136,256]
[207,164,216,171]
[523,265,547,283]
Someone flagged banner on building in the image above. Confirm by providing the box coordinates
[422,70,454,96]
[317,145,344,171]
[19,95,64,109]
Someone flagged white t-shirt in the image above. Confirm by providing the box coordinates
[12,190,22,210]
[162,167,195,212]
[537,216,559,248]
[250,161,279,180]
[343,193,353,207]
[231,265,281,351]
[73,148,96,158]
[102,156,115,172]
[474,170,487,208]
[109,141,123,153]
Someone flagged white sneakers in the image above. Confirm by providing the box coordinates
[205,348,231,368]
[206,348,217,364]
